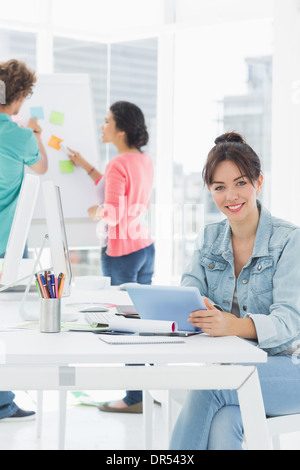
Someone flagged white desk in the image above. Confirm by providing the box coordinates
[0,289,270,450]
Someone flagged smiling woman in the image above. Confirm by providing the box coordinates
[203,134,263,248]
[169,131,300,450]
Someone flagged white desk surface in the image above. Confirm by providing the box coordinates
[0,288,267,366]
[0,288,270,449]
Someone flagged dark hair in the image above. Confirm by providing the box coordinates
[202,132,262,187]
[0,59,36,105]
[110,101,149,151]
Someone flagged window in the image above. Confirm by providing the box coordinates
[110,39,158,160]
[0,1,278,285]
[53,36,107,158]
[0,29,36,68]
[53,35,158,275]
[172,18,273,282]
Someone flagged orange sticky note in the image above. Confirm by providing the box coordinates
[48,135,63,151]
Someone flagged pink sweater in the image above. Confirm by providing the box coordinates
[97,152,154,257]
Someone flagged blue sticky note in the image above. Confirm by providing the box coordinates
[30,107,44,120]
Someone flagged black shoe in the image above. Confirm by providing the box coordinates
[0,407,36,422]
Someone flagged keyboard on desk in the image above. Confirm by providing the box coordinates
[84,312,116,327]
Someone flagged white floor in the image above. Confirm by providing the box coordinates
[0,390,300,450]
[0,390,168,450]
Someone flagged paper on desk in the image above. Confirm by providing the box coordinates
[98,335,185,345]
[108,317,177,334]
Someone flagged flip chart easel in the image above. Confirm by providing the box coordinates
[20,73,101,220]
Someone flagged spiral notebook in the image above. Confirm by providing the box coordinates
[98,335,185,345]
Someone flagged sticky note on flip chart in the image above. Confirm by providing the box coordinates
[59,160,74,174]
[50,110,65,126]
[30,106,44,120]
[48,135,63,151]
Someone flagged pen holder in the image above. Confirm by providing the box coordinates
[40,298,61,333]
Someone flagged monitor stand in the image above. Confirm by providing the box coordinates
[18,235,48,321]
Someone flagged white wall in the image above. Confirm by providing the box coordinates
[271,0,300,224]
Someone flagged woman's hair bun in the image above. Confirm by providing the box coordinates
[110,100,148,150]
[203,131,261,187]
[214,132,246,145]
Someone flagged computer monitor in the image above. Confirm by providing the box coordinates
[41,180,72,297]
[0,174,40,286]
[0,175,74,321]
[0,177,72,297]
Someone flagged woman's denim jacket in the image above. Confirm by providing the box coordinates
[181,203,300,355]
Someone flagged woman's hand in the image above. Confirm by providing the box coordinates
[27,117,42,136]
[66,147,88,169]
[67,147,101,181]
[88,205,102,221]
[188,298,236,337]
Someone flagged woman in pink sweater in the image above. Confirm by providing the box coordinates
[67,101,155,412]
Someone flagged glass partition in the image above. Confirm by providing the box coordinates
[0,29,36,68]
[172,18,273,282]
[53,36,107,158]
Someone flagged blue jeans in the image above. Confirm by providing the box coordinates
[0,392,18,419]
[170,355,300,450]
[0,247,28,417]
[101,243,155,405]
[101,243,155,286]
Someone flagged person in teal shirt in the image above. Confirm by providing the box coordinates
[0,59,48,256]
[0,59,48,421]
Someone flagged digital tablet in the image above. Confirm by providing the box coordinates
[125,284,207,332]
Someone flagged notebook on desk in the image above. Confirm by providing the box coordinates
[125,284,206,333]
[98,334,185,345]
